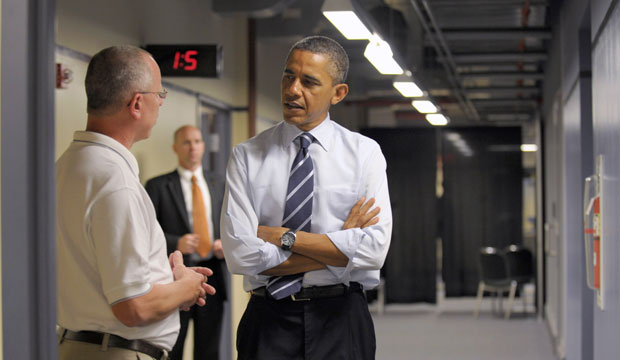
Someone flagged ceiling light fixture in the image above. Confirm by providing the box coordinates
[364,35,404,75]
[393,81,423,97]
[322,11,372,40]
[520,144,538,152]
[412,100,437,114]
[426,114,449,126]
[321,0,373,40]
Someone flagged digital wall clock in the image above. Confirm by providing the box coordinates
[144,45,222,78]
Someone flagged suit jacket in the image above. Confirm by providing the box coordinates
[145,169,227,299]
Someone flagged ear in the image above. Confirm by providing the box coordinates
[127,93,143,120]
[330,83,349,105]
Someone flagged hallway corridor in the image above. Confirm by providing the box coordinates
[373,298,556,360]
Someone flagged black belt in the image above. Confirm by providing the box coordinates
[60,329,167,360]
[251,282,362,301]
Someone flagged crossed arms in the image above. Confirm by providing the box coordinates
[257,197,380,276]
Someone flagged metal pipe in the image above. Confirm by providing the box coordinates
[420,0,480,120]
[409,0,480,121]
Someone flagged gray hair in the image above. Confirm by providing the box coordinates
[85,45,154,115]
[285,36,349,84]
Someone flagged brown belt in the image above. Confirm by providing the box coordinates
[60,329,167,360]
[251,282,363,301]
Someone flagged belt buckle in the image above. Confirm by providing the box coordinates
[291,294,311,302]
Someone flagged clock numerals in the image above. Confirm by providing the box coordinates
[184,50,198,71]
[173,51,182,69]
[172,50,197,71]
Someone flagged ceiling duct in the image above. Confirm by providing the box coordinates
[409,0,480,121]
[212,0,297,18]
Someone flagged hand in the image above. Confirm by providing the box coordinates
[177,234,199,254]
[213,239,225,259]
[341,197,380,230]
[168,251,209,310]
[257,226,287,246]
[189,266,217,307]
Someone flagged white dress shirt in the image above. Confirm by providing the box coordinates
[177,166,215,261]
[221,115,392,291]
[56,131,178,350]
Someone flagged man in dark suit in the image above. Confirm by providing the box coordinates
[146,125,227,360]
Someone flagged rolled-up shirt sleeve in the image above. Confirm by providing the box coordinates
[324,145,392,281]
[221,146,291,276]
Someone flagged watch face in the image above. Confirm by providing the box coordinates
[281,231,296,249]
[282,233,294,246]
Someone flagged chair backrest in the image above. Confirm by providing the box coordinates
[503,245,534,282]
[478,247,509,282]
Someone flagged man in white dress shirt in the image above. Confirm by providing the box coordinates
[146,125,227,359]
[221,36,392,359]
[56,45,215,360]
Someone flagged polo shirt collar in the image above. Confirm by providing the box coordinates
[73,131,140,177]
[280,113,334,152]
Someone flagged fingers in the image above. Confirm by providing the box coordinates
[191,266,214,277]
[195,284,216,308]
[342,197,381,230]
[341,197,365,230]
[362,216,380,228]
[169,252,175,268]
[361,206,380,223]
[350,197,365,213]
[202,282,217,296]
[170,250,184,268]
[187,236,199,247]
[359,197,375,215]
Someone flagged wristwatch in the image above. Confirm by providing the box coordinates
[280,230,297,250]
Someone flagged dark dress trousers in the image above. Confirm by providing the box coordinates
[145,170,227,360]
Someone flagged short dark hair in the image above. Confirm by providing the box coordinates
[285,36,349,84]
[85,45,153,115]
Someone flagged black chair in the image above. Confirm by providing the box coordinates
[474,246,516,319]
[503,245,535,317]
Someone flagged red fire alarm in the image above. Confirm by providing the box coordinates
[56,63,73,89]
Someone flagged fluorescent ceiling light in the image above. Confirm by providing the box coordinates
[446,133,461,141]
[426,114,448,126]
[412,100,437,113]
[393,81,423,97]
[521,144,538,152]
[364,36,403,75]
[323,11,372,40]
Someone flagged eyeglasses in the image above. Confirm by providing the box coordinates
[138,89,168,99]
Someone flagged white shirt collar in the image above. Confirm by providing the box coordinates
[177,165,204,182]
[280,113,333,152]
[72,131,140,177]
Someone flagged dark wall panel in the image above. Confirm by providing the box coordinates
[362,128,438,303]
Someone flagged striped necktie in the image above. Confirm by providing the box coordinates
[267,132,314,299]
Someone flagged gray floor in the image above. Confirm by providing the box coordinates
[371,297,557,360]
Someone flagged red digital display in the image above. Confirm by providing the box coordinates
[173,50,198,71]
[145,45,222,78]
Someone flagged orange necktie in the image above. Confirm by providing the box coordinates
[192,175,211,257]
